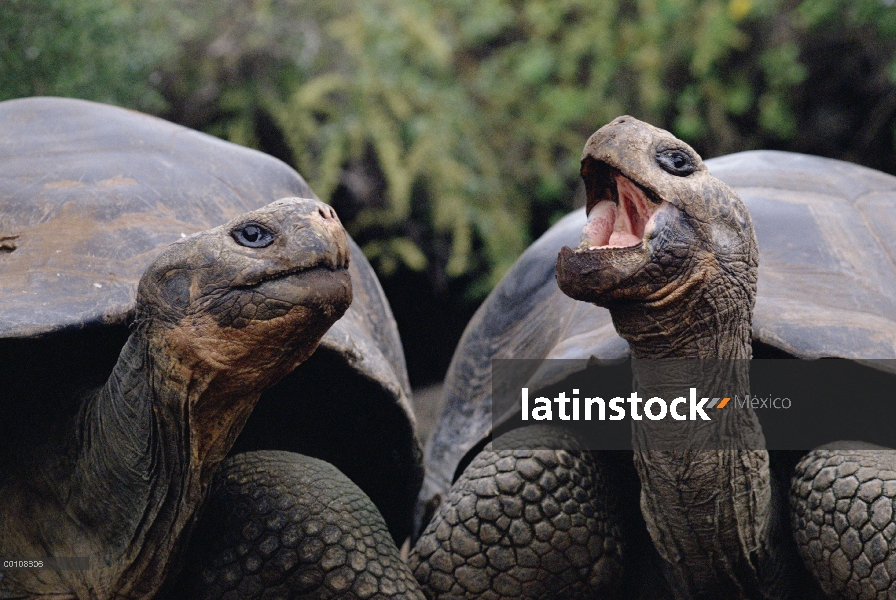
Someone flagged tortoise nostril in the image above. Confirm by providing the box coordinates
[317,206,340,221]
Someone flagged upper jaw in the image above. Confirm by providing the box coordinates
[238,248,350,289]
[579,163,667,252]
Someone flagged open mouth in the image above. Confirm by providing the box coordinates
[579,163,665,251]
[557,162,672,302]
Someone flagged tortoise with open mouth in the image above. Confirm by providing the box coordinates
[411,116,896,599]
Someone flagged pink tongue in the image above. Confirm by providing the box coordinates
[608,231,642,247]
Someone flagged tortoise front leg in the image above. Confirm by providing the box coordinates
[174,451,423,599]
[408,425,625,599]
[791,445,896,600]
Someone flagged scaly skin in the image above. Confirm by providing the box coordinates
[0,199,351,599]
[172,451,424,600]
[410,426,624,599]
[410,117,778,599]
[561,117,896,600]
[792,446,896,600]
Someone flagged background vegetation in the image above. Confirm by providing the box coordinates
[4,0,896,383]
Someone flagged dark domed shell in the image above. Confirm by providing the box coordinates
[417,150,896,525]
[0,97,421,542]
[710,151,896,359]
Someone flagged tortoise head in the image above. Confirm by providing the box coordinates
[556,116,757,308]
[135,197,352,400]
[556,117,758,359]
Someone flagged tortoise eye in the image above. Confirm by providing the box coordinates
[232,222,275,248]
[656,149,696,176]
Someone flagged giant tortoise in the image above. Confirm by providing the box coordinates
[410,116,896,599]
[0,97,423,599]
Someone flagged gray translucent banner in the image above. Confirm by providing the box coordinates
[491,358,896,451]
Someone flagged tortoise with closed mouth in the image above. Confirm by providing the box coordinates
[0,97,424,599]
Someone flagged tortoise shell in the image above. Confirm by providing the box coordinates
[0,97,421,542]
[417,150,896,526]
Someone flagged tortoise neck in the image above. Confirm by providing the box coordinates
[68,325,258,597]
[610,271,754,360]
[617,266,774,597]
[65,332,191,596]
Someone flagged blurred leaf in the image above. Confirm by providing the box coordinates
[758,93,797,139]
[364,237,427,274]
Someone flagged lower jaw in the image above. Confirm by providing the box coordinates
[255,268,352,317]
[291,268,352,316]
[555,244,647,304]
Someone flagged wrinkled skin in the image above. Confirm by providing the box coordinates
[0,198,353,599]
[409,118,775,599]
[413,117,896,599]
[557,116,757,360]
[174,451,425,600]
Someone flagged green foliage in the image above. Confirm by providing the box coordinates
[0,0,170,111]
[3,0,896,299]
